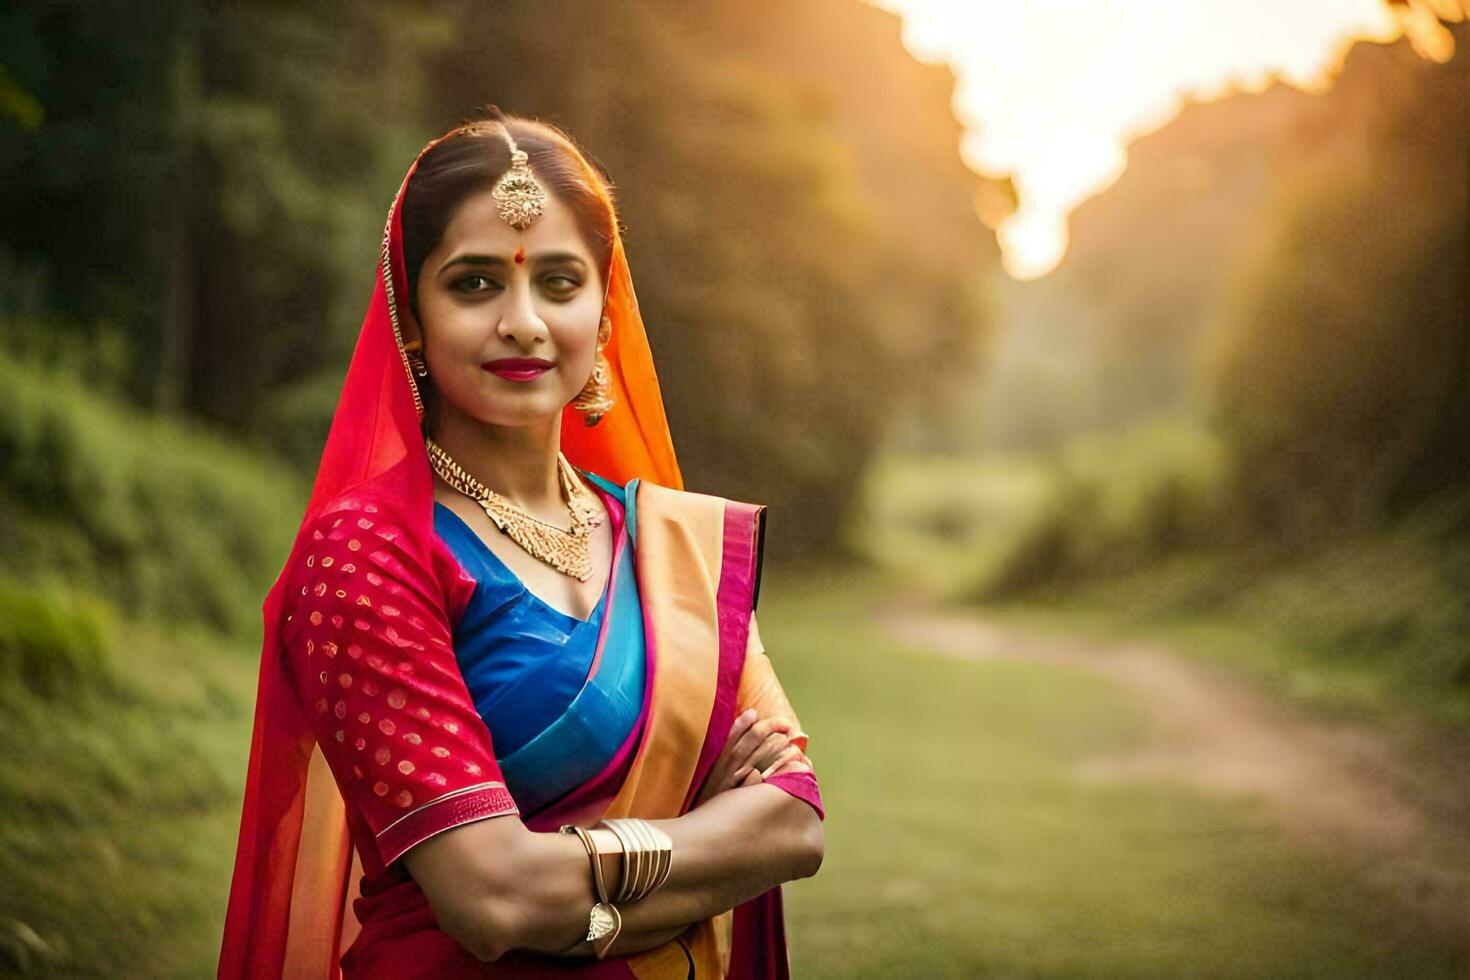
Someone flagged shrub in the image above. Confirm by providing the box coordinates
[0,581,110,700]
[0,348,305,635]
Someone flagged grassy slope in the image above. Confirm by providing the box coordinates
[0,618,259,977]
[0,356,300,976]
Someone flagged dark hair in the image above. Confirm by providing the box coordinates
[401,106,620,319]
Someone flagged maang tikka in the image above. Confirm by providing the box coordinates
[491,125,549,230]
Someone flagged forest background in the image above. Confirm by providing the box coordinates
[1,1,1465,975]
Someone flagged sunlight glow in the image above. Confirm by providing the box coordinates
[869,0,1455,279]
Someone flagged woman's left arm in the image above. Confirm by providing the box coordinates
[648,777,826,918]
[729,612,825,819]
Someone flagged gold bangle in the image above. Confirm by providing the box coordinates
[622,819,649,902]
[610,818,648,902]
[589,826,624,899]
[558,824,610,905]
[629,819,659,898]
[560,825,626,959]
[601,819,636,903]
[599,818,672,903]
[642,821,672,894]
[648,823,672,893]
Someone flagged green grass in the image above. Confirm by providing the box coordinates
[0,601,258,977]
[850,423,1235,603]
[972,529,1470,736]
[0,353,301,974]
[767,567,1469,978]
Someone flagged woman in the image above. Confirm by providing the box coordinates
[219,108,826,979]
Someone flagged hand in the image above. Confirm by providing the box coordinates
[691,709,802,809]
[760,750,814,779]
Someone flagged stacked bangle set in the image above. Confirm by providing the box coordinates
[558,817,675,959]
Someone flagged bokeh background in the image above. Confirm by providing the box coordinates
[1,0,1466,975]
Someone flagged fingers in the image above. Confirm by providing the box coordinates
[747,731,793,774]
[703,709,759,795]
[733,748,809,793]
[699,710,801,805]
[717,709,759,771]
[726,708,759,750]
[730,716,790,770]
[758,744,808,778]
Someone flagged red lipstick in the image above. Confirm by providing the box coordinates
[483,357,553,382]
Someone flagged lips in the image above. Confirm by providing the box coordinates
[483,357,553,382]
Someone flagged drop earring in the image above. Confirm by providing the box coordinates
[572,314,615,427]
[402,339,429,378]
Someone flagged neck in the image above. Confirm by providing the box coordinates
[428,410,567,517]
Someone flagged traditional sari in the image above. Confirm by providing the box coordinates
[219,125,824,979]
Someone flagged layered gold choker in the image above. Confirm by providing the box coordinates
[425,438,603,581]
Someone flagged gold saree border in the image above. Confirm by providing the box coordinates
[607,481,765,979]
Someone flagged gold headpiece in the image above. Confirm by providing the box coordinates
[492,126,548,230]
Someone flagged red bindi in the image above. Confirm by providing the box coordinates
[513,246,525,265]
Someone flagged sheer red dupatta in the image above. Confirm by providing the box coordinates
[219,126,683,979]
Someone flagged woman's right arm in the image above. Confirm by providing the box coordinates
[402,768,824,961]
[401,811,664,960]
[404,706,819,961]
[402,632,826,961]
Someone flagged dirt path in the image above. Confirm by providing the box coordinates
[875,598,1470,943]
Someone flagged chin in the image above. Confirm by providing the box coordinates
[439,376,571,430]
[468,396,571,430]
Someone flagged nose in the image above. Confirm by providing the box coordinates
[497,277,549,348]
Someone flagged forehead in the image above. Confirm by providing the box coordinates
[433,185,591,260]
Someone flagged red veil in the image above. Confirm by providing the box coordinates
[220,125,684,978]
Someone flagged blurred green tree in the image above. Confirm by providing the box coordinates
[0,1,447,438]
[1,0,995,556]
[1205,23,1468,536]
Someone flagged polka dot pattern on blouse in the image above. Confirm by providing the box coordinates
[281,499,518,869]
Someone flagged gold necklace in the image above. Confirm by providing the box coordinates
[425,437,604,581]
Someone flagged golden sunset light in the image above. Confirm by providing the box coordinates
[7,4,1469,973]
[870,0,1463,279]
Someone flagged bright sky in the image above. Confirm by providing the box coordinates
[868,0,1452,279]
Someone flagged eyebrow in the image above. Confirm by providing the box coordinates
[438,251,588,275]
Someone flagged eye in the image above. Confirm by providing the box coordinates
[545,274,581,289]
[454,274,499,293]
